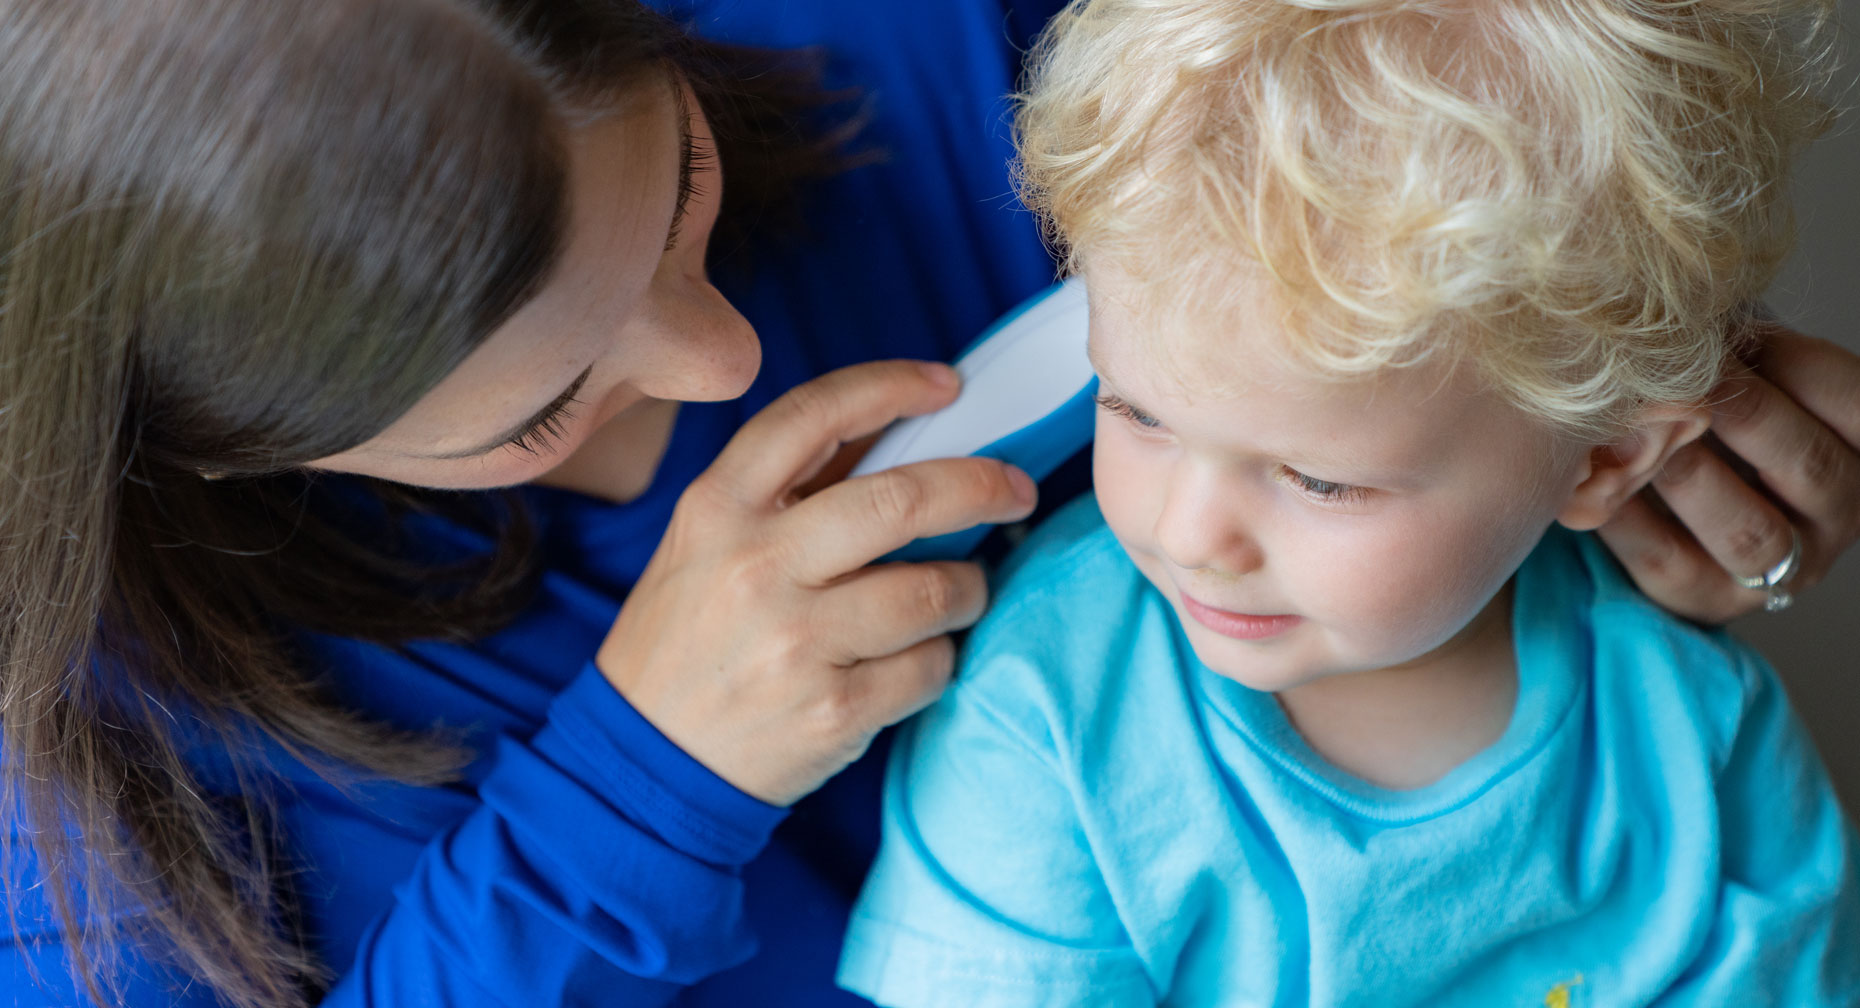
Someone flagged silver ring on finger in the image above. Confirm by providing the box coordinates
[1730,525,1802,613]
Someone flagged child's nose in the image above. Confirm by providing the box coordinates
[1153,465,1264,576]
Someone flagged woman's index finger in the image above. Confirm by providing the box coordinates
[778,456,1035,582]
[703,360,961,508]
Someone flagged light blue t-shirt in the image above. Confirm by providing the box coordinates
[838,495,1860,1007]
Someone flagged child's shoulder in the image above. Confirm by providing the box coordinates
[977,493,1148,641]
[1537,527,1777,768]
[954,492,1175,710]
[990,492,1129,594]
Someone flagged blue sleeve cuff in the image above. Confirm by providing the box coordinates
[530,661,788,867]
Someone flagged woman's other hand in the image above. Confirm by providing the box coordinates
[595,361,1037,805]
[1599,325,1860,624]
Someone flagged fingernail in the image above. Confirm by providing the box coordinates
[920,361,960,388]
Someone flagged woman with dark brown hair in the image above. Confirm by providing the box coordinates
[0,0,1855,1005]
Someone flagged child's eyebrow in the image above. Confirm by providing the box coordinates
[1083,337,1162,413]
[1083,341,1152,411]
[1084,338,1111,381]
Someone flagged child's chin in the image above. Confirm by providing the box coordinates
[1187,639,1326,694]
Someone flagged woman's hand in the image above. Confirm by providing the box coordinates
[595,360,1037,805]
[1598,325,1860,624]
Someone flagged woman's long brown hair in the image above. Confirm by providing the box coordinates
[0,1,846,1004]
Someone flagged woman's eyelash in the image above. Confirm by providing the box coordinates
[502,397,582,456]
[664,111,716,252]
[1283,467,1368,504]
[1094,393,1162,429]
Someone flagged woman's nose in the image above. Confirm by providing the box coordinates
[1153,464,1264,576]
[631,276,761,404]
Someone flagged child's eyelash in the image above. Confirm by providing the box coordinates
[1094,393,1162,429]
[1094,392,1368,504]
[1282,467,1369,504]
[502,397,582,456]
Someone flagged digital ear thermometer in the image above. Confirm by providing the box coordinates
[851,277,1096,561]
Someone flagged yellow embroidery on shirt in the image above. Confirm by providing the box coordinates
[1544,974,1585,1008]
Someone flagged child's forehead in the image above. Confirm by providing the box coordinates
[1089,316,1439,417]
[1081,258,1530,433]
[1083,258,1342,392]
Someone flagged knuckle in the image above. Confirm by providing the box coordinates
[1794,429,1854,494]
[1620,530,1689,586]
[807,684,868,740]
[682,469,748,518]
[932,458,1018,517]
[868,470,929,528]
[911,568,961,622]
[1722,511,1787,572]
[779,379,840,431]
[768,625,814,669]
[717,546,784,602]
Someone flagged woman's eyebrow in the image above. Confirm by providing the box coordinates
[425,365,595,460]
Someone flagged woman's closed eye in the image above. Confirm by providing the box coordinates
[664,98,716,252]
[501,395,583,456]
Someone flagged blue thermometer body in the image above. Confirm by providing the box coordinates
[851,277,1096,561]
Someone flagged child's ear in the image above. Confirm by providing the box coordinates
[1557,407,1711,532]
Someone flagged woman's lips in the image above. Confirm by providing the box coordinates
[1179,592,1302,640]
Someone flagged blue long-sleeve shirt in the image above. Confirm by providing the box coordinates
[1,1,1066,1003]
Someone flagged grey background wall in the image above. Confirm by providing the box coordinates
[1739,0,1859,817]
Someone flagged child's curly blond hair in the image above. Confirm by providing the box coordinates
[1017,0,1838,436]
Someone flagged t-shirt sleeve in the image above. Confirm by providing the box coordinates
[319,661,788,1007]
[1663,646,1860,1005]
[836,652,1153,1008]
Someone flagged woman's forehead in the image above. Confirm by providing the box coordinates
[340,81,683,462]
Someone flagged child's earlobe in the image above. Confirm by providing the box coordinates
[1556,407,1711,532]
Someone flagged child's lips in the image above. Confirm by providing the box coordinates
[1178,592,1303,641]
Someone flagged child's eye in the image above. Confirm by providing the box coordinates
[1094,393,1162,430]
[1282,466,1368,504]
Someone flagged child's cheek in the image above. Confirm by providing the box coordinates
[1284,512,1477,660]
[1090,422,1156,545]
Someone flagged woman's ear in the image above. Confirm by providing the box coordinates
[1557,407,1711,531]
